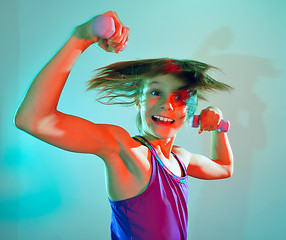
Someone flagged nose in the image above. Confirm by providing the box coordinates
[160,96,174,110]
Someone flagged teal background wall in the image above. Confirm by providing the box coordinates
[1,0,285,239]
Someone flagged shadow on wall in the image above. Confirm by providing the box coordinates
[189,27,279,240]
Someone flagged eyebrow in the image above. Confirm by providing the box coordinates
[175,85,190,91]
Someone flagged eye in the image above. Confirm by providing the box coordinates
[174,94,182,101]
[151,90,161,96]
[172,92,185,103]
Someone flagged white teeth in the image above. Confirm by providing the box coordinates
[153,115,174,122]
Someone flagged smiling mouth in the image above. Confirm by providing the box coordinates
[152,115,175,124]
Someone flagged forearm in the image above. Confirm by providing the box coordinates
[15,33,92,129]
[211,131,234,174]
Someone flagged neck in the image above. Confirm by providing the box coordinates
[141,134,176,159]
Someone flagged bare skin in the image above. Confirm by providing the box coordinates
[14,11,233,201]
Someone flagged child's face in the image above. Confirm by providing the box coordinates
[138,74,190,139]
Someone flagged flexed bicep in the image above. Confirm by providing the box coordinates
[24,110,131,158]
[14,11,131,159]
[187,153,232,180]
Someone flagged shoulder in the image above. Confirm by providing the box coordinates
[99,127,149,164]
[98,124,135,151]
[86,123,138,160]
[172,145,211,168]
[172,145,192,168]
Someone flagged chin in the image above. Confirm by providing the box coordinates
[147,128,178,140]
[141,118,183,140]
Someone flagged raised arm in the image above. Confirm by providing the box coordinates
[14,11,130,158]
[186,107,234,179]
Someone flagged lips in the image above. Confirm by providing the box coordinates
[152,115,175,124]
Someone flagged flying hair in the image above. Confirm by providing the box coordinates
[87,58,232,105]
[87,58,232,132]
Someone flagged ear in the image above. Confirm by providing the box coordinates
[134,95,141,110]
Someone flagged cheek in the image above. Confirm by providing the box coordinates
[140,97,157,112]
[175,106,188,125]
[139,102,150,123]
[182,106,188,114]
[177,106,188,117]
[145,96,157,106]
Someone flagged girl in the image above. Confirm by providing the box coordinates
[14,11,233,240]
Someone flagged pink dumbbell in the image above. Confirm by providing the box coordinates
[93,15,128,51]
[93,15,115,39]
[190,115,230,132]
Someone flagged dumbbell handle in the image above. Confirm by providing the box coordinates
[190,115,230,132]
[93,15,115,39]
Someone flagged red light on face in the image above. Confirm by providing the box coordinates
[171,89,191,106]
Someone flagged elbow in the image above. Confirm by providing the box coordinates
[226,171,233,178]
[219,171,232,180]
[226,165,234,178]
[229,157,234,177]
[14,111,62,138]
[224,155,234,178]
[14,112,25,130]
[13,110,36,133]
[220,164,233,179]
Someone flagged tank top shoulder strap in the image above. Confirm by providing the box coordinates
[133,135,154,153]
[133,136,187,183]
[171,151,188,175]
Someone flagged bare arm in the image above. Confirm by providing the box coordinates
[186,107,234,179]
[14,11,131,159]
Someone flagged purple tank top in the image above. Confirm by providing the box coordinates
[108,136,188,240]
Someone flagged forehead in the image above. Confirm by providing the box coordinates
[144,74,188,91]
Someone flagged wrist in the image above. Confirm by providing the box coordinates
[72,25,99,47]
[69,32,95,52]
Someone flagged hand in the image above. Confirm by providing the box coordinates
[198,106,223,134]
[73,11,129,53]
